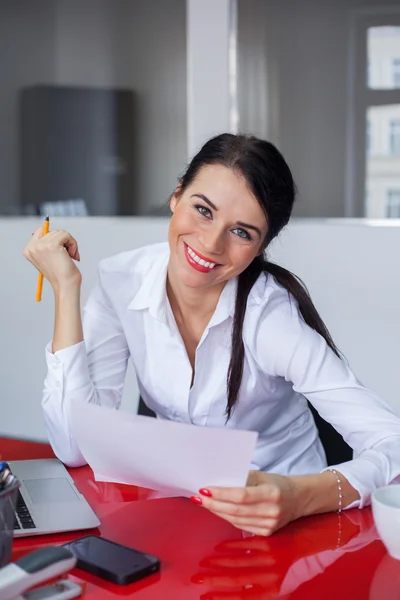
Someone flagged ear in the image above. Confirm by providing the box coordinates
[170,180,183,213]
[170,194,177,213]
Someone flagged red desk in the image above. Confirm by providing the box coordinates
[4,438,400,599]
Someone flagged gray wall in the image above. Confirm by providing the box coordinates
[0,0,187,215]
[237,0,384,218]
[0,1,56,214]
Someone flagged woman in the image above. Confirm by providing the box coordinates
[24,133,400,537]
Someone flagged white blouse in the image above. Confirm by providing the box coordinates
[42,242,400,508]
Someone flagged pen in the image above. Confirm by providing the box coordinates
[35,216,50,302]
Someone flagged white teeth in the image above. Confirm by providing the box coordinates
[186,245,216,269]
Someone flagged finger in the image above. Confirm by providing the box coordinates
[30,226,44,240]
[210,510,277,533]
[43,230,80,261]
[24,228,44,261]
[200,496,279,519]
[236,525,276,537]
[202,485,280,505]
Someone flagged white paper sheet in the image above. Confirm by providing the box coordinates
[70,402,258,497]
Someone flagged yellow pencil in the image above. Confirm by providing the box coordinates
[35,216,50,302]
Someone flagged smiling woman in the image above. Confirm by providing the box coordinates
[23,133,400,537]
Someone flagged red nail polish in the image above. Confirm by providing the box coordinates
[190,496,203,505]
[199,488,212,497]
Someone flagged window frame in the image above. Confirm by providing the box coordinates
[346,10,400,217]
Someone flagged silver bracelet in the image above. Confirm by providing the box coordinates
[327,468,343,513]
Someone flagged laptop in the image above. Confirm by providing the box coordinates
[8,459,100,537]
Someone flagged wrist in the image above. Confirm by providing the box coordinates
[287,471,360,518]
[287,471,339,519]
[53,275,82,297]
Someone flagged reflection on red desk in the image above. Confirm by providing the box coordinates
[2,437,396,599]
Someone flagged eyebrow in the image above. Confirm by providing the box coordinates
[190,193,263,238]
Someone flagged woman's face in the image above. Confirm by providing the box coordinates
[168,164,268,290]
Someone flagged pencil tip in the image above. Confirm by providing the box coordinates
[45,215,49,221]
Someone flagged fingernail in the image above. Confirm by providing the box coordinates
[190,496,203,505]
[199,488,212,497]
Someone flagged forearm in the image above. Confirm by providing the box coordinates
[52,282,83,353]
[287,470,360,519]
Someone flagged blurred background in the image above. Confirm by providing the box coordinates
[0,0,399,218]
[1,0,399,440]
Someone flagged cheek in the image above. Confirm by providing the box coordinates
[229,243,259,270]
[170,207,202,236]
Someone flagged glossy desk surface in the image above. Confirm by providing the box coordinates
[4,437,399,599]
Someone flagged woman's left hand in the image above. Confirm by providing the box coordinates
[192,471,300,536]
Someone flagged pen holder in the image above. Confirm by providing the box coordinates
[0,481,20,568]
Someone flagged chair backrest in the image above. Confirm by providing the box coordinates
[137,396,157,418]
[137,397,353,466]
[307,402,353,465]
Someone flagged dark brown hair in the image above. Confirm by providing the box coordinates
[178,133,340,419]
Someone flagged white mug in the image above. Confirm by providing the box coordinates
[372,485,400,560]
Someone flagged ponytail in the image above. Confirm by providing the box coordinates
[226,258,341,419]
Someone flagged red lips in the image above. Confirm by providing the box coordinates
[183,243,219,273]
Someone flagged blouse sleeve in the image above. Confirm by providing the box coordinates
[252,290,400,508]
[42,263,130,467]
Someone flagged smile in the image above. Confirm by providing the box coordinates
[183,243,220,273]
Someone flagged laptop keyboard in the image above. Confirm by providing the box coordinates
[14,490,36,530]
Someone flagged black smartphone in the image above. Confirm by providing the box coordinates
[63,535,160,585]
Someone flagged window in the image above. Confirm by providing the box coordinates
[387,190,400,217]
[367,27,400,89]
[390,120,400,154]
[393,58,400,88]
[348,16,400,217]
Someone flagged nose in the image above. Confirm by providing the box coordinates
[198,227,225,257]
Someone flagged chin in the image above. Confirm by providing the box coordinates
[178,266,216,288]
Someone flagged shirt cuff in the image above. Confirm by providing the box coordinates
[321,451,393,509]
[45,340,91,392]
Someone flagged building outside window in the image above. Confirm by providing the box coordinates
[393,57,400,88]
[389,119,400,154]
[360,24,400,217]
[387,190,400,217]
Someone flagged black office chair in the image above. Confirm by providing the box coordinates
[307,402,353,465]
[137,397,353,466]
[137,396,158,418]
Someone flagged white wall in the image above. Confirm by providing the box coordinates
[237,0,389,218]
[1,218,399,442]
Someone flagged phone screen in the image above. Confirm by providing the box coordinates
[63,535,160,584]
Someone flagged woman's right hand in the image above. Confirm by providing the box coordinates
[23,226,82,292]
